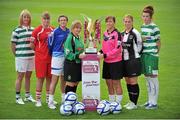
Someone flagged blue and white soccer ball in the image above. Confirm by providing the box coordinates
[97,102,110,115]
[60,104,73,116]
[110,102,122,114]
[64,92,77,105]
[73,102,85,115]
[99,100,111,105]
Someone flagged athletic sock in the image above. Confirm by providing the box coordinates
[49,94,54,104]
[150,77,159,105]
[127,84,132,102]
[130,84,139,105]
[36,90,41,101]
[145,76,152,104]
[61,93,65,103]
[46,90,49,103]
[65,85,75,93]
[109,95,115,102]
[16,92,20,100]
[25,92,30,98]
[74,86,77,93]
[116,95,123,103]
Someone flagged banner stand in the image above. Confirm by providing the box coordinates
[82,54,100,111]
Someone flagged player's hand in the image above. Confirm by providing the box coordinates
[79,52,86,59]
[97,52,104,59]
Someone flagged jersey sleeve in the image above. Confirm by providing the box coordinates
[154,26,160,41]
[11,30,18,43]
[135,31,143,53]
[64,34,77,60]
[31,28,38,46]
[106,31,122,58]
[48,31,55,55]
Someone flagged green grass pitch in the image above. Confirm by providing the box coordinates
[0,0,180,119]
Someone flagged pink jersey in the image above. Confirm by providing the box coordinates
[101,29,122,63]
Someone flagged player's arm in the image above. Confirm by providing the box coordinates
[11,43,16,56]
[136,31,143,53]
[29,29,37,50]
[154,26,161,53]
[11,31,17,56]
[157,39,161,53]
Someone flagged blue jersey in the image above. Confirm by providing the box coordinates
[48,27,70,57]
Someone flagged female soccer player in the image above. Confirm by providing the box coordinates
[64,20,85,93]
[48,15,70,109]
[141,5,161,109]
[122,15,142,110]
[98,16,123,104]
[11,9,35,104]
[30,12,55,107]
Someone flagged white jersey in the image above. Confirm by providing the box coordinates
[122,28,142,61]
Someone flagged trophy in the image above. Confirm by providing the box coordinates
[81,14,103,54]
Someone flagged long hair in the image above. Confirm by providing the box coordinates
[19,9,31,27]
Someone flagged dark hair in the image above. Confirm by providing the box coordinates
[58,15,68,22]
[105,16,116,23]
[143,5,154,18]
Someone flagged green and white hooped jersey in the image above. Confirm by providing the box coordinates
[11,26,34,59]
[141,22,160,57]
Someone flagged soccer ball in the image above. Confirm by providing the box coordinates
[60,104,73,116]
[99,100,111,105]
[97,102,110,115]
[73,102,85,115]
[110,102,122,114]
[64,92,77,105]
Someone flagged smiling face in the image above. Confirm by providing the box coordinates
[42,17,50,28]
[123,17,133,30]
[58,17,68,28]
[142,12,152,25]
[106,18,115,31]
[72,24,82,36]
[22,14,30,26]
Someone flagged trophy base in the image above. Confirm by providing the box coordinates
[85,48,97,54]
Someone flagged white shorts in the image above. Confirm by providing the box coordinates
[51,56,65,76]
[15,58,35,72]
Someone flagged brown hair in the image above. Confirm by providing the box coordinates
[143,5,154,18]
[71,20,82,31]
[19,9,31,26]
[41,11,50,19]
[105,16,116,23]
[58,15,68,22]
[123,14,133,22]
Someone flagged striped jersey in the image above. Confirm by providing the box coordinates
[11,26,34,59]
[141,22,160,56]
[122,28,142,60]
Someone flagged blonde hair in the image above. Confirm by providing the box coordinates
[71,20,82,32]
[19,9,31,26]
[41,11,50,19]
[123,14,134,22]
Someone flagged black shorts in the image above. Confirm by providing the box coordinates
[123,58,141,77]
[64,59,81,82]
[102,61,123,80]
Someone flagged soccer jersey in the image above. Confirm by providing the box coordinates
[122,28,142,60]
[11,26,34,59]
[48,26,70,57]
[32,25,54,62]
[64,33,84,63]
[141,22,160,56]
[101,29,122,63]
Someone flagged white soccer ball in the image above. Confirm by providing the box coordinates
[64,92,77,105]
[97,103,110,115]
[110,102,122,114]
[99,100,111,105]
[73,102,85,115]
[60,104,73,116]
